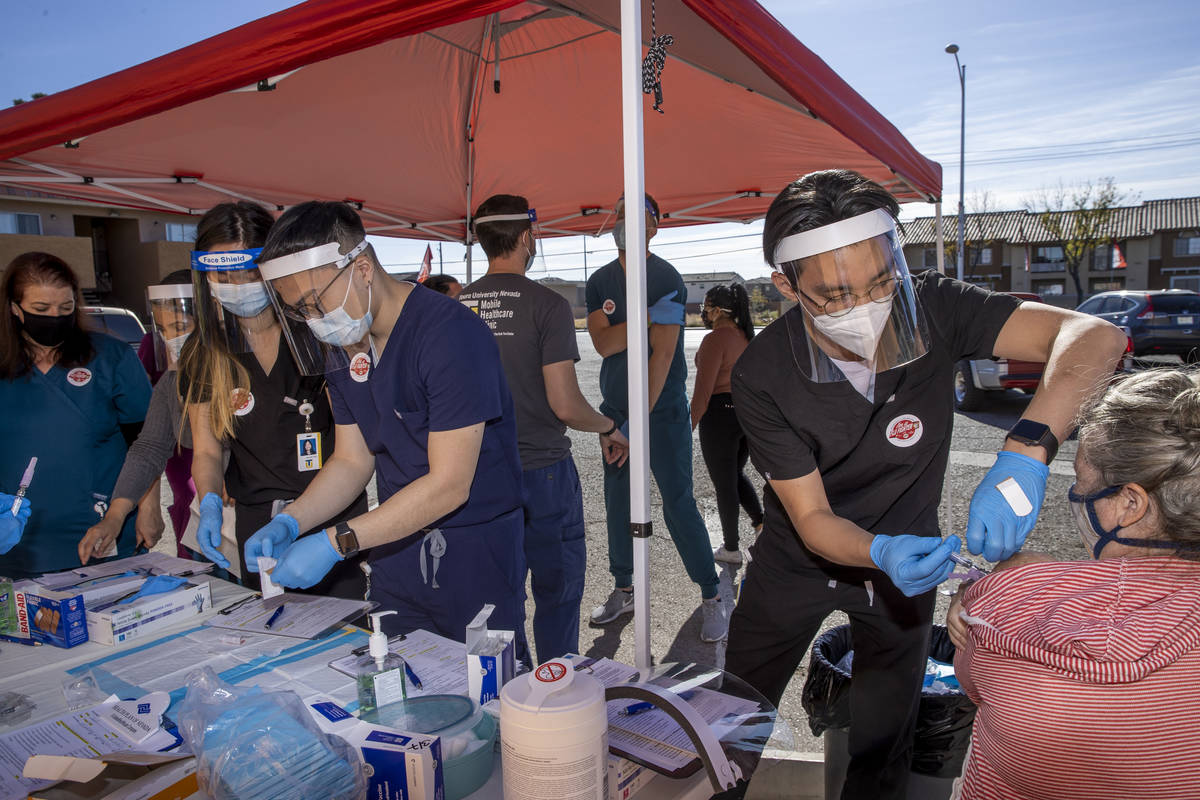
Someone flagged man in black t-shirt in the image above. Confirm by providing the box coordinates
[727,170,1127,799]
[459,194,628,663]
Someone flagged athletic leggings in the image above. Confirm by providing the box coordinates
[697,393,763,550]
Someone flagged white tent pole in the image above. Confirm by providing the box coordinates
[620,0,652,671]
[935,201,945,274]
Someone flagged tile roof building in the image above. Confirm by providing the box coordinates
[899,196,1200,306]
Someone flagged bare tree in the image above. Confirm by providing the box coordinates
[942,191,1003,281]
[1026,178,1125,301]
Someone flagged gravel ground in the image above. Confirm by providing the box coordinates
[154,328,1087,754]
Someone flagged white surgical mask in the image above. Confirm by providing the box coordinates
[306,271,372,347]
[808,297,893,360]
[164,332,189,363]
[524,240,537,272]
[210,280,270,318]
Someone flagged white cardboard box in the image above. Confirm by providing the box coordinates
[85,581,212,645]
[307,698,445,800]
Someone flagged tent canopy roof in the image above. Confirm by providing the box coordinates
[0,0,941,242]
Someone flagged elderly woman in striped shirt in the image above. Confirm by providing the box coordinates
[947,368,1200,800]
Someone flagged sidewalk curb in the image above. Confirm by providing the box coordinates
[744,749,825,799]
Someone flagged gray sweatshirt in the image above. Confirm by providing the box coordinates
[111,371,192,503]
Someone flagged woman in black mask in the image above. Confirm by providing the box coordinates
[0,252,151,577]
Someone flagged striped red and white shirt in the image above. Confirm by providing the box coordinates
[954,557,1200,800]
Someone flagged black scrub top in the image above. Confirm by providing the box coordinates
[731,271,1022,583]
[225,335,334,507]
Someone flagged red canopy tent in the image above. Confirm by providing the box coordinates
[0,0,939,250]
[0,0,942,676]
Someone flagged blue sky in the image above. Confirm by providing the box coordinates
[3,0,1197,281]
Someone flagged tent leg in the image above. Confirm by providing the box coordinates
[935,201,945,274]
[620,0,652,672]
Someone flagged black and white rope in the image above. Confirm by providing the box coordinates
[641,0,673,113]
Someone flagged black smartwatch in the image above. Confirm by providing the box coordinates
[1006,419,1059,464]
[332,522,360,559]
[602,420,619,437]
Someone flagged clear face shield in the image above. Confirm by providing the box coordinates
[146,284,197,372]
[610,197,659,252]
[472,208,545,273]
[773,208,929,389]
[259,240,373,377]
[190,247,275,354]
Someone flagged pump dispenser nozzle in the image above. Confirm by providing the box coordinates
[368,610,397,671]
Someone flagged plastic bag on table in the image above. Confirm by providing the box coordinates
[176,667,365,800]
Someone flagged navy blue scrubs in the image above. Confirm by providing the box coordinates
[1,333,151,578]
[326,286,526,643]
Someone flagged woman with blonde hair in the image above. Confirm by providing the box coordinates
[182,202,367,595]
[949,367,1200,799]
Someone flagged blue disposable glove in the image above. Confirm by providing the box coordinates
[244,513,301,571]
[869,534,962,597]
[197,493,229,568]
[648,292,685,326]
[118,575,188,604]
[965,451,1049,562]
[267,532,342,590]
[0,495,30,555]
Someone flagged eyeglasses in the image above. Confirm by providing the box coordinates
[796,275,897,318]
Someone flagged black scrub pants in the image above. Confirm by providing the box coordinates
[726,556,935,800]
[697,393,764,551]
[234,495,370,602]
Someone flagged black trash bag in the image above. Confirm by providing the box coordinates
[800,624,978,779]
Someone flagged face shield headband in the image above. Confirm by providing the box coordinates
[259,239,372,376]
[772,209,929,389]
[146,284,196,370]
[473,209,542,272]
[612,197,659,251]
[1068,483,1196,559]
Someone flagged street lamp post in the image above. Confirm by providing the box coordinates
[946,43,965,282]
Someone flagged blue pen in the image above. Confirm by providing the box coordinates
[264,603,286,629]
[404,662,423,690]
[620,690,695,716]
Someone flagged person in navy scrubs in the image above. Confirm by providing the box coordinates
[248,201,527,645]
[0,251,150,578]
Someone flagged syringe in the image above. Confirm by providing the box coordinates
[948,550,991,576]
[11,457,36,517]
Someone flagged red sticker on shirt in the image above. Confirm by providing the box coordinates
[233,389,255,416]
[349,352,371,383]
[66,368,92,387]
[885,414,923,447]
[535,662,567,683]
[602,299,616,315]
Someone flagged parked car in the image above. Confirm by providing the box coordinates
[1075,290,1200,361]
[84,306,146,350]
[954,292,1045,412]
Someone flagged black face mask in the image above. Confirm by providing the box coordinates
[16,310,76,347]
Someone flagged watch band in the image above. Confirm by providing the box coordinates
[1006,419,1059,464]
[602,421,619,437]
[333,522,359,558]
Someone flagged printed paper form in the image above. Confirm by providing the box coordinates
[0,696,176,800]
[567,657,760,774]
[605,687,759,772]
[327,628,469,696]
[204,593,371,639]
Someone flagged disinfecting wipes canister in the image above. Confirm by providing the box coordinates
[500,658,608,800]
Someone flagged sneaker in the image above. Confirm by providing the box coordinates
[713,545,743,565]
[590,588,634,624]
[699,597,728,642]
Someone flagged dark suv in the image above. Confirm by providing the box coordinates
[1075,290,1200,360]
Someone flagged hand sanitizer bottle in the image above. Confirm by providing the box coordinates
[355,610,407,715]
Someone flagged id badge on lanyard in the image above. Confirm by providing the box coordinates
[291,398,322,472]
